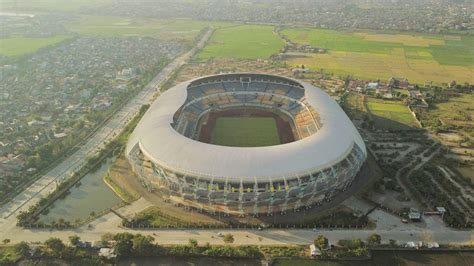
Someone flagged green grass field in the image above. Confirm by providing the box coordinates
[366,98,419,129]
[282,28,473,84]
[211,117,281,147]
[0,35,70,56]
[197,25,285,60]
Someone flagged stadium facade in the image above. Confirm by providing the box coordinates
[126,73,367,215]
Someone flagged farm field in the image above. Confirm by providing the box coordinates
[66,16,233,42]
[0,35,70,56]
[457,166,474,182]
[366,98,419,130]
[211,117,281,147]
[196,25,285,60]
[281,28,473,84]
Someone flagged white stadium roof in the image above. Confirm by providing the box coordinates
[126,74,366,183]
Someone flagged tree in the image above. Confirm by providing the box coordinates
[44,237,65,257]
[389,239,397,247]
[352,238,364,248]
[223,233,234,244]
[13,241,30,258]
[188,238,198,248]
[114,233,134,257]
[367,233,381,246]
[314,235,328,249]
[69,235,81,247]
[132,234,155,256]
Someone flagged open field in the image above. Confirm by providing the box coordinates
[211,117,281,147]
[366,98,419,130]
[343,93,367,119]
[417,94,474,137]
[0,35,70,56]
[66,16,232,42]
[197,25,285,60]
[282,28,473,84]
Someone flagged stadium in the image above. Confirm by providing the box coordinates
[125,73,367,215]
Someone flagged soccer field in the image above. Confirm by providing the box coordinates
[367,98,419,130]
[211,117,281,147]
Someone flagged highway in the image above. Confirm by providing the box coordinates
[0,29,213,236]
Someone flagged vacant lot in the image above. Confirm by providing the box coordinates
[197,25,285,60]
[282,28,473,84]
[343,93,367,120]
[366,98,419,129]
[0,35,70,56]
[211,117,281,147]
[417,94,474,137]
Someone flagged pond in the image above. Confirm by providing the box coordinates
[38,157,122,224]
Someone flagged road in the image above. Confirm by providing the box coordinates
[0,29,213,236]
[1,196,471,246]
[1,214,472,246]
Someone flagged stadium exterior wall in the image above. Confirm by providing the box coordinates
[125,73,367,215]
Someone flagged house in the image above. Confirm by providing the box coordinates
[355,87,364,93]
[436,207,446,218]
[309,244,322,257]
[426,242,439,248]
[408,208,422,222]
[54,132,68,139]
[366,82,379,90]
[389,77,409,89]
[98,248,116,259]
[116,68,136,81]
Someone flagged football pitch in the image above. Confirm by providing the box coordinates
[211,117,281,147]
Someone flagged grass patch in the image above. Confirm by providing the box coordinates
[281,28,473,84]
[0,246,21,265]
[104,173,138,203]
[260,246,307,257]
[0,35,70,56]
[366,98,419,129]
[197,25,285,60]
[211,117,280,147]
[128,206,215,227]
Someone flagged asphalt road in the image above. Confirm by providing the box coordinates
[0,29,213,237]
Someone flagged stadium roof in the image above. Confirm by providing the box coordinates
[126,73,366,183]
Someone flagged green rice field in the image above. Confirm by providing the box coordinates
[0,35,70,56]
[197,25,285,60]
[211,117,281,147]
[281,28,473,84]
